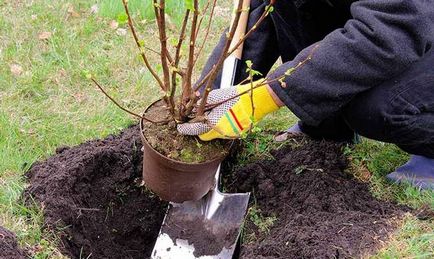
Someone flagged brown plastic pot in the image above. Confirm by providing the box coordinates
[139,102,230,203]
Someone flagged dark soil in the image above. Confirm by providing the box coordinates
[23,125,167,259]
[163,205,239,257]
[142,100,231,163]
[22,124,411,259]
[226,136,409,258]
[0,226,26,259]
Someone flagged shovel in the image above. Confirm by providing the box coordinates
[151,1,251,258]
[151,166,250,258]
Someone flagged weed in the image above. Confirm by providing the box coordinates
[243,205,277,243]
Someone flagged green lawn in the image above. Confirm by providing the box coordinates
[0,0,432,258]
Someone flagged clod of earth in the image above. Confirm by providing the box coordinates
[226,136,410,258]
[0,226,27,259]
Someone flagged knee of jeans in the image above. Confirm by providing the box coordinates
[384,95,434,146]
[383,76,434,145]
[344,93,390,141]
[346,80,433,145]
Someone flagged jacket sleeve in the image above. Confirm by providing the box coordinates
[268,0,434,126]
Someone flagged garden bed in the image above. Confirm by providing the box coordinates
[24,125,408,258]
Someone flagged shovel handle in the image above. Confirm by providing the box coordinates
[230,0,251,60]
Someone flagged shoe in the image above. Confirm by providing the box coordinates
[273,122,304,142]
[386,155,434,190]
[273,121,360,143]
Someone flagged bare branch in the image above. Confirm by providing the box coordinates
[153,0,171,100]
[248,76,255,133]
[192,2,274,94]
[195,0,245,116]
[121,0,165,91]
[194,0,218,66]
[227,5,271,57]
[195,0,213,37]
[181,0,199,106]
[203,45,319,111]
[171,10,190,117]
[91,78,168,124]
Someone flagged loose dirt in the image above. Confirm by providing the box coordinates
[226,136,409,258]
[142,100,231,163]
[163,205,239,257]
[0,226,26,259]
[23,125,409,258]
[24,125,167,259]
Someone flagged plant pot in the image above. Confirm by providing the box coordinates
[139,102,230,203]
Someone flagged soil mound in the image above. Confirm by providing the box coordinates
[227,137,408,258]
[24,125,167,259]
[0,226,26,259]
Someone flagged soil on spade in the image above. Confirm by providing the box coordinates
[226,136,410,258]
[142,100,231,163]
[24,125,410,259]
[0,226,27,259]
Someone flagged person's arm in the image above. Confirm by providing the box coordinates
[268,0,434,126]
[196,0,280,92]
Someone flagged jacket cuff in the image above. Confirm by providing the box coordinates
[268,78,320,126]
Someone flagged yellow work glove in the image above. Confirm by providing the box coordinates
[177,81,279,141]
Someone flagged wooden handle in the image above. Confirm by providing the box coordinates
[230,0,251,59]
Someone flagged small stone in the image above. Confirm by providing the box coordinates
[10,64,23,76]
[116,28,127,36]
[38,31,52,40]
[90,4,99,14]
[109,20,119,30]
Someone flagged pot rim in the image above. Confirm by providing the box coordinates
[139,100,233,166]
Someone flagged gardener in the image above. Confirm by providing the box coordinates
[178,0,434,190]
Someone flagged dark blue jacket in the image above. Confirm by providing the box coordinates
[268,0,434,125]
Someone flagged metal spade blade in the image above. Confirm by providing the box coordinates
[151,165,250,259]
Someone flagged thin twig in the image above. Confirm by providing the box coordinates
[193,0,218,66]
[181,0,199,110]
[194,0,213,38]
[91,78,168,124]
[91,78,142,119]
[170,10,190,118]
[202,45,319,111]
[153,0,172,109]
[248,75,255,133]
[196,0,245,117]
[121,0,165,91]
[192,3,274,95]
[227,4,272,57]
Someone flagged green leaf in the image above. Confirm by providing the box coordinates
[81,70,92,79]
[184,0,194,10]
[284,67,296,76]
[117,13,128,25]
[294,165,307,175]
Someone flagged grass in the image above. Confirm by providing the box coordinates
[0,0,432,258]
[98,0,200,24]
